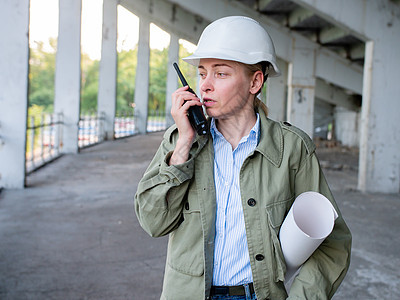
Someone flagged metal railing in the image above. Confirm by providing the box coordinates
[114,110,137,138]
[25,109,167,173]
[26,113,63,173]
[147,109,167,132]
[114,109,167,138]
[78,112,105,148]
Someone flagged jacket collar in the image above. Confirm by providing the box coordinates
[164,112,283,167]
[256,110,283,168]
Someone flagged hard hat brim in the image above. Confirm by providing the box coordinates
[183,53,281,77]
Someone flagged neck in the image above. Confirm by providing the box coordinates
[216,112,257,149]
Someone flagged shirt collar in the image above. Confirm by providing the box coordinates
[210,113,260,145]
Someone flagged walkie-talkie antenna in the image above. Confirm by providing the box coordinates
[173,63,188,87]
[172,62,208,135]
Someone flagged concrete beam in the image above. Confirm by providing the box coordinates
[98,0,118,140]
[315,79,360,111]
[291,0,400,192]
[290,0,369,40]
[315,48,362,94]
[349,43,365,60]
[167,0,293,59]
[166,0,363,94]
[258,0,275,11]
[0,0,30,188]
[54,0,82,154]
[288,7,314,28]
[319,26,348,44]
[291,0,400,41]
[120,0,208,45]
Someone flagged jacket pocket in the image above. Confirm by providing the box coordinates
[265,197,294,282]
[167,202,204,277]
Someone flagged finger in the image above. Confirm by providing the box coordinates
[182,99,203,110]
[172,92,200,109]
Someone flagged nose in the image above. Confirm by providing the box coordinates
[200,75,214,93]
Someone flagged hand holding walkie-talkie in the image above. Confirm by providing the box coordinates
[173,63,208,135]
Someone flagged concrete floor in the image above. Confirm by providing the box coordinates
[0,132,399,299]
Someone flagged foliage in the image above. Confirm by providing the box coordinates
[27,105,45,126]
[26,104,46,153]
[149,48,168,111]
[28,38,195,117]
[28,39,57,113]
[179,44,198,91]
[116,47,137,112]
[81,53,99,113]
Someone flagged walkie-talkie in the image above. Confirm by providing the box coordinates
[173,62,208,135]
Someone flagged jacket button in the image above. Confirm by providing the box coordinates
[283,121,292,126]
[184,202,189,210]
[255,254,264,261]
[247,198,256,207]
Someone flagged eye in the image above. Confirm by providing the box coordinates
[198,72,206,79]
[217,72,227,78]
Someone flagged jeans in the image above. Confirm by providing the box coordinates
[211,283,257,300]
[211,295,256,300]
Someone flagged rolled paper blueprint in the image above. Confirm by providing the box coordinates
[279,191,338,290]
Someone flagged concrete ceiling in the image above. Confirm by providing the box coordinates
[120,0,400,101]
[233,0,366,66]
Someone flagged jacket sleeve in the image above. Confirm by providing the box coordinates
[134,129,196,238]
[287,151,352,299]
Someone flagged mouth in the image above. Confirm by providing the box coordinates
[203,98,215,106]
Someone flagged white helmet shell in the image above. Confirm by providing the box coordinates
[183,16,281,77]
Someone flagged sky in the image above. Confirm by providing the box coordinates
[29,0,195,60]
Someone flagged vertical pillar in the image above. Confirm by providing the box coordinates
[54,0,82,153]
[98,0,118,140]
[0,0,30,188]
[267,57,287,121]
[358,40,400,193]
[287,38,316,137]
[334,107,359,148]
[134,17,150,134]
[165,34,179,128]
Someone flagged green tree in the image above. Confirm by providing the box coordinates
[28,37,195,118]
[179,44,197,91]
[81,53,99,113]
[149,47,168,112]
[28,38,57,112]
[116,47,137,113]
[26,104,46,153]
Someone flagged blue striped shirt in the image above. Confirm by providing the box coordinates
[211,114,260,286]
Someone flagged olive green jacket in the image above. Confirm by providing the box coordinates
[135,111,351,300]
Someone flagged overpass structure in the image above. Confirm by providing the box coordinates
[1,0,399,193]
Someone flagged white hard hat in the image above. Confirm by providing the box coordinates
[183,16,281,77]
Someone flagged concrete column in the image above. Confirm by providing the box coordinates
[54,0,82,153]
[267,57,287,121]
[358,40,400,193]
[165,34,179,128]
[287,37,316,137]
[334,107,359,148]
[0,0,30,188]
[98,0,118,140]
[290,0,400,194]
[134,17,150,134]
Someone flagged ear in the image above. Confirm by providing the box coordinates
[249,70,264,95]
